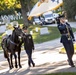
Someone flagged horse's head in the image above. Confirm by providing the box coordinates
[14,26,23,37]
[11,26,23,44]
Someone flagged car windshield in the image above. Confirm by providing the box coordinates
[34,18,39,21]
[44,14,53,18]
[34,17,41,22]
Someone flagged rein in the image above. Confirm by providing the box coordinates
[9,39,19,46]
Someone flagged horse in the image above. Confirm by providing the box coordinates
[1,27,23,69]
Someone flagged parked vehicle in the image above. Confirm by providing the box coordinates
[43,11,59,24]
[33,12,59,25]
[33,17,42,25]
[53,13,59,18]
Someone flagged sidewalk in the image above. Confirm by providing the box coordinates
[0,36,76,75]
[0,47,76,75]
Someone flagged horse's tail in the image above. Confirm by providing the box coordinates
[1,39,8,58]
[3,50,8,58]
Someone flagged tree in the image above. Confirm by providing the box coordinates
[0,0,18,15]
[20,0,38,26]
[63,0,76,20]
[0,0,38,26]
[20,0,28,26]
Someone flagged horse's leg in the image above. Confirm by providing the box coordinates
[3,49,12,69]
[6,55,12,69]
[11,48,18,68]
[14,53,18,68]
[1,40,12,69]
[18,50,22,68]
[7,58,11,69]
[10,53,14,68]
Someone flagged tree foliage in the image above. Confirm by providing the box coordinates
[0,0,19,15]
[63,0,76,20]
[0,0,38,26]
[0,0,38,15]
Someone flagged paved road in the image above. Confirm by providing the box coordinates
[44,22,76,28]
[0,22,76,75]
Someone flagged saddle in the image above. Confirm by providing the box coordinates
[3,35,11,48]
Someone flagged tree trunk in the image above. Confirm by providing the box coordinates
[27,0,31,12]
[20,0,28,26]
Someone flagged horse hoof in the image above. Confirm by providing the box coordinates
[10,67,13,69]
[11,66,14,68]
[19,65,22,68]
[15,65,18,68]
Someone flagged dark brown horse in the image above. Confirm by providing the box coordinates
[1,27,23,69]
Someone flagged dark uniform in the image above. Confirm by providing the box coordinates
[57,22,75,67]
[22,33,35,67]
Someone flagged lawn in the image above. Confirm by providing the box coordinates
[28,25,61,44]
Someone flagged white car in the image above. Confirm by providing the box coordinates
[33,17,42,25]
[43,12,59,24]
[53,13,59,18]
[43,14,55,24]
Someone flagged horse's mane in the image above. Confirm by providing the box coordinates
[11,29,20,44]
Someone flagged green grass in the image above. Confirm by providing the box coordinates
[11,19,24,24]
[28,25,61,44]
[43,72,76,75]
